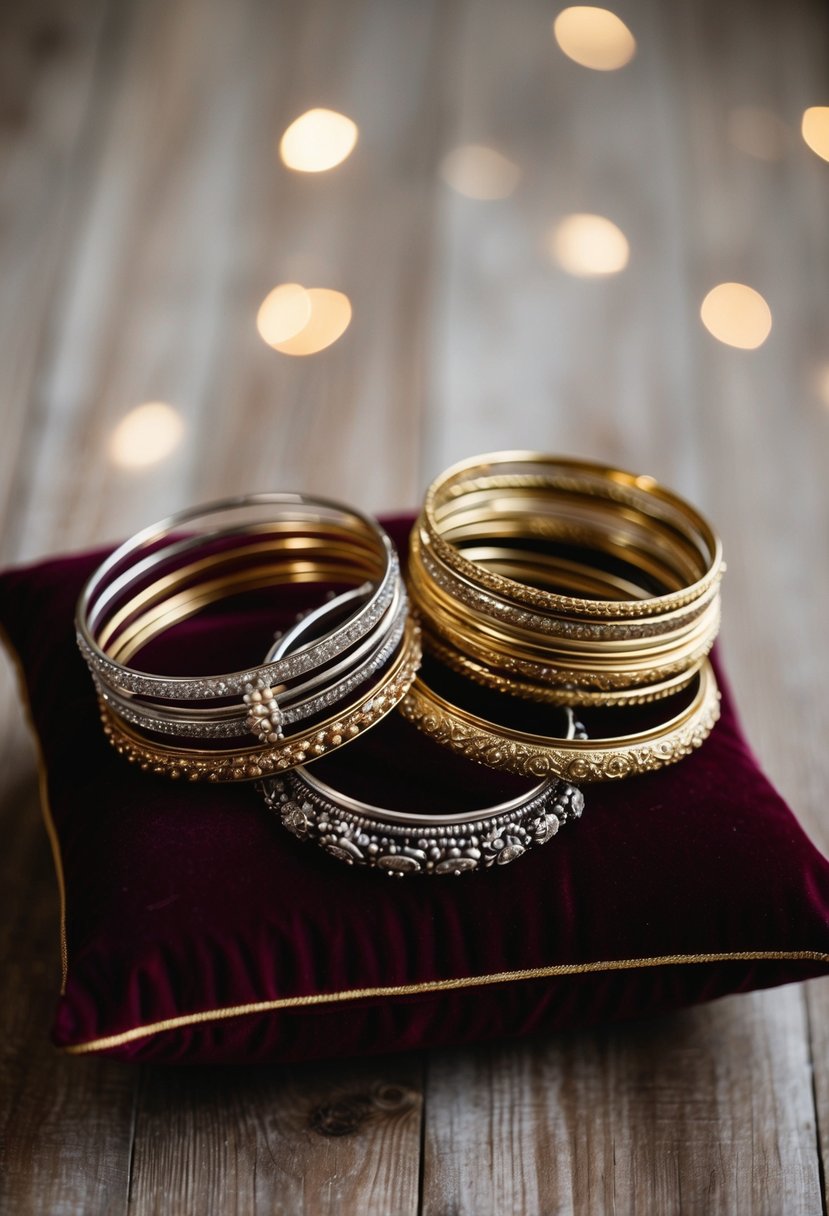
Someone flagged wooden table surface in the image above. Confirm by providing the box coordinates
[1,0,828,1212]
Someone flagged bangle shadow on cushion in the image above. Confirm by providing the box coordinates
[0,512,826,1064]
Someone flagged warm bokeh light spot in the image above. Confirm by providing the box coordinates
[440,144,521,199]
[700,283,772,350]
[815,363,829,409]
[727,106,788,161]
[549,213,629,277]
[279,108,358,172]
[802,106,829,162]
[109,402,185,469]
[256,283,313,347]
[553,7,636,71]
[267,288,352,356]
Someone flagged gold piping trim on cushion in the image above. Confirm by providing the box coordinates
[62,950,829,1055]
[0,621,69,993]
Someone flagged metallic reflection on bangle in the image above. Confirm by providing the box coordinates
[400,659,720,782]
[261,758,586,876]
[259,592,586,875]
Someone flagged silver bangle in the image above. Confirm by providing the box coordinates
[94,583,409,742]
[77,493,399,702]
[259,606,587,876]
[78,495,418,776]
[261,749,585,877]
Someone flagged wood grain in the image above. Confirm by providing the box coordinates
[0,661,135,1216]
[0,5,137,1215]
[422,988,824,1216]
[128,1057,423,1216]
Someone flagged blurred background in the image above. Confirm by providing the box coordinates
[1,0,826,543]
[1,0,828,728]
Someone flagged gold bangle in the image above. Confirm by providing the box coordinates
[107,556,383,664]
[398,658,721,782]
[412,559,721,664]
[421,453,724,620]
[420,626,704,707]
[99,532,384,654]
[99,618,422,782]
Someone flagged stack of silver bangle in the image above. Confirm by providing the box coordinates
[76,494,421,781]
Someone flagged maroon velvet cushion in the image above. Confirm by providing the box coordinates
[1,515,828,1065]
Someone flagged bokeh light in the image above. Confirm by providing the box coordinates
[256,283,313,346]
[801,106,829,163]
[553,7,636,71]
[279,108,358,172]
[548,213,629,277]
[440,144,521,199]
[700,283,772,350]
[815,363,829,409]
[109,402,185,469]
[258,286,352,355]
[727,106,788,161]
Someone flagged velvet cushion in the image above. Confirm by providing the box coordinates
[1,515,828,1065]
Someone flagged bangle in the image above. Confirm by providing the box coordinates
[77,494,399,701]
[410,452,724,707]
[259,604,585,875]
[95,584,408,741]
[421,453,723,618]
[262,757,585,877]
[420,625,706,707]
[98,616,422,782]
[79,494,420,778]
[399,658,721,782]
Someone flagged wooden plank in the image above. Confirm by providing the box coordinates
[422,988,823,1216]
[182,0,450,517]
[0,2,137,1213]
[9,0,447,565]
[0,660,135,1216]
[0,0,110,564]
[806,981,829,1212]
[128,1056,423,1216]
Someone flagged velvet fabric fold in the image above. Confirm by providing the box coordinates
[1,515,827,1064]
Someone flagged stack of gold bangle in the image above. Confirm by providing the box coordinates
[402,452,724,781]
[77,494,421,782]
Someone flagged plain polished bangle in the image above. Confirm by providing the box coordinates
[399,658,721,782]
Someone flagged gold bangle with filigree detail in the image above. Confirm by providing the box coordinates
[409,452,724,712]
[399,657,720,783]
[420,453,724,620]
[99,619,422,782]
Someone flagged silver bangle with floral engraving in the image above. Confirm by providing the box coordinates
[261,756,586,876]
[259,598,587,875]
